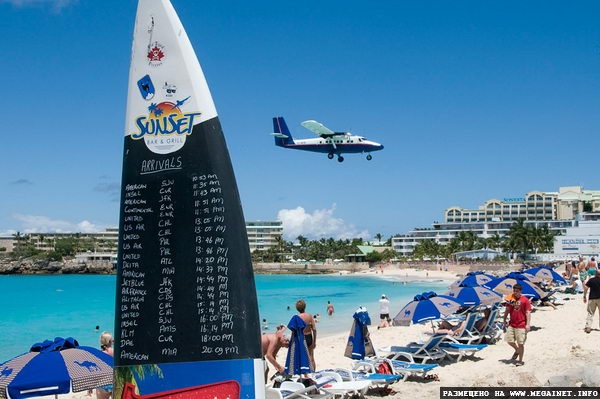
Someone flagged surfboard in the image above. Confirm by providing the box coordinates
[114,1,263,398]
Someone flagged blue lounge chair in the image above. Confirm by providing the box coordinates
[479,307,503,344]
[451,311,483,345]
[352,357,439,379]
[384,333,447,364]
[439,336,488,362]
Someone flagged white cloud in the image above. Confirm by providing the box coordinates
[11,214,103,234]
[277,204,370,241]
[1,0,77,11]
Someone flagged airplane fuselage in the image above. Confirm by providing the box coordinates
[283,135,384,154]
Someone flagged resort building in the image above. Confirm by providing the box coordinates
[245,220,284,252]
[4,221,285,255]
[392,186,600,256]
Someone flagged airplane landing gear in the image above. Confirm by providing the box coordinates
[337,155,344,162]
[366,154,373,160]
[328,153,334,159]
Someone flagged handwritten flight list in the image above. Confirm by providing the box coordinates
[118,173,239,364]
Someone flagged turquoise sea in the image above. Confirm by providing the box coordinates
[0,274,452,363]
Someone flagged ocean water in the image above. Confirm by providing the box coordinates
[0,273,452,363]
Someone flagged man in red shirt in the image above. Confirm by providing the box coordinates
[502,284,532,366]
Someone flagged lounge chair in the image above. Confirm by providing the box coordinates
[478,307,503,343]
[382,333,447,364]
[266,381,334,399]
[352,357,439,380]
[439,336,488,362]
[451,311,483,345]
[327,367,401,385]
[310,371,371,398]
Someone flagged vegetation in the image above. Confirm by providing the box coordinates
[250,236,399,263]
[8,233,117,261]
[411,218,556,261]
[5,220,557,264]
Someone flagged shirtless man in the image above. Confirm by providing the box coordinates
[261,325,289,381]
[296,299,317,371]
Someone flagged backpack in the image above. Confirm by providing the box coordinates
[377,360,393,374]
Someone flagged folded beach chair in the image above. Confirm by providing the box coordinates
[439,336,488,362]
[351,357,439,380]
[381,332,447,364]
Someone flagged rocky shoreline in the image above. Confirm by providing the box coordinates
[0,258,115,274]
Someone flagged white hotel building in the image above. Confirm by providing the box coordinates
[392,186,600,257]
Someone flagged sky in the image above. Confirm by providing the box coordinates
[1,0,600,241]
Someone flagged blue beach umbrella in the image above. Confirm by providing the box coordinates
[285,315,311,375]
[344,307,375,360]
[451,271,495,288]
[0,337,113,399]
[483,272,545,299]
[393,291,463,325]
[447,284,503,306]
[523,266,567,285]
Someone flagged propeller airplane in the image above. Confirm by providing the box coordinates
[272,117,384,162]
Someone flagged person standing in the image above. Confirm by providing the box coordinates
[378,294,391,329]
[296,299,317,371]
[502,284,532,367]
[583,268,600,333]
[327,301,335,316]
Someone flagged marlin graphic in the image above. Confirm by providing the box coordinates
[171,96,191,109]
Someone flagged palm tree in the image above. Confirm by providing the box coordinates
[505,219,530,257]
[374,233,383,243]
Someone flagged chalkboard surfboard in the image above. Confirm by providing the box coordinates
[114,1,263,398]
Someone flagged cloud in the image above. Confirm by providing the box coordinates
[0,0,77,11]
[10,178,33,185]
[11,214,103,234]
[277,204,370,240]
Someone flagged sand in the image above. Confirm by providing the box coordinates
[53,265,599,399]
[301,266,600,397]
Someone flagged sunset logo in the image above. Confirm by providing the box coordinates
[132,97,201,154]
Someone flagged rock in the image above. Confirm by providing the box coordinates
[0,257,115,275]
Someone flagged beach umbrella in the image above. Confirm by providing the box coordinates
[450,271,495,288]
[285,315,311,375]
[483,272,545,299]
[393,291,463,325]
[447,284,503,306]
[0,337,113,399]
[522,266,567,285]
[344,307,375,360]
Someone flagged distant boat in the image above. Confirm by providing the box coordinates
[114,0,262,398]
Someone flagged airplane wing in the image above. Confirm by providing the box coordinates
[301,120,344,138]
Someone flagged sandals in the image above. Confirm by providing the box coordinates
[515,361,525,367]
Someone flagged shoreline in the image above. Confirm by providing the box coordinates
[12,264,600,399]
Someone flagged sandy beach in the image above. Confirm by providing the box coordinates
[48,265,599,399]
[269,265,600,396]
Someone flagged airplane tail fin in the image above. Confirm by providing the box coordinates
[272,117,294,147]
